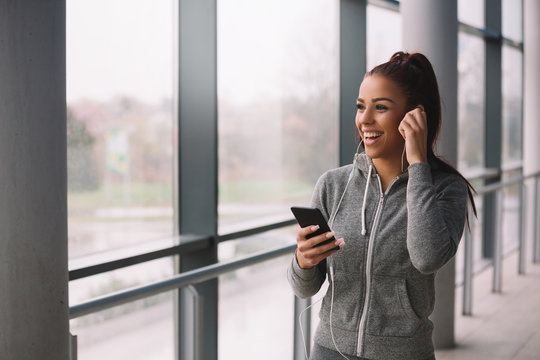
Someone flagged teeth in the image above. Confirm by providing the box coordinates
[364,132,383,138]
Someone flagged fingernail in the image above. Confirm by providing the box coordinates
[311,225,319,231]
[326,232,334,239]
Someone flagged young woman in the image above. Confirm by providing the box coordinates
[287,52,475,360]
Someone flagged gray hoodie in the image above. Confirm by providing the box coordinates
[287,152,468,359]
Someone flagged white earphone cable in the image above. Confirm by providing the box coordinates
[298,296,324,360]
[300,142,362,360]
[329,264,351,360]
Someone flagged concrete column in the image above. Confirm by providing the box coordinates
[0,1,69,359]
[523,0,540,262]
[401,0,459,349]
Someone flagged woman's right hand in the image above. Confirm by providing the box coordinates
[295,225,345,269]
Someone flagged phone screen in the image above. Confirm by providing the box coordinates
[290,206,338,250]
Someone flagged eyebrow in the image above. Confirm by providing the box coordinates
[357,97,396,103]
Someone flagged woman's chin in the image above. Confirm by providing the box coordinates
[364,148,379,159]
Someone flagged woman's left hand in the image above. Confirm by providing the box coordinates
[398,106,428,165]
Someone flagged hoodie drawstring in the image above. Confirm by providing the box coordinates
[361,165,373,236]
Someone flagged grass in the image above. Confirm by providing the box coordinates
[218,179,314,203]
[68,179,314,210]
[68,182,173,210]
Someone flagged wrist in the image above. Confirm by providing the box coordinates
[296,251,314,269]
[408,156,427,165]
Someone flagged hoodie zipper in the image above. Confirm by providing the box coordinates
[356,174,401,357]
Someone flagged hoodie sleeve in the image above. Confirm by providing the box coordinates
[406,162,468,274]
[287,173,328,298]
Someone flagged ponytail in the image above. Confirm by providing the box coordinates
[368,51,477,220]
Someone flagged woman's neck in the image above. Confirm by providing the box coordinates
[372,157,406,192]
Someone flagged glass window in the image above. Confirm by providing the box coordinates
[67,1,178,357]
[71,290,175,360]
[217,0,340,234]
[501,46,523,165]
[218,228,296,360]
[458,33,485,171]
[458,0,484,28]
[501,180,521,255]
[502,0,523,41]
[69,258,175,359]
[367,4,401,71]
[66,0,177,260]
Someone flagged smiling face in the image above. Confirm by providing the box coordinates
[356,75,408,163]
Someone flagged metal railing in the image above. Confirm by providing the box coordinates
[69,169,540,359]
[69,243,297,319]
[461,171,540,315]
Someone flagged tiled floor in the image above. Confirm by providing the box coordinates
[435,251,540,360]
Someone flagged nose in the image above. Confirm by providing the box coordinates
[356,107,374,126]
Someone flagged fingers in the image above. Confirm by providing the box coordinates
[296,226,345,269]
[398,108,425,139]
[399,107,428,164]
[405,108,426,128]
[297,224,320,239]
[399,108,426,136]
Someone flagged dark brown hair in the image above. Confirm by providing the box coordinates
[367,51,476,218]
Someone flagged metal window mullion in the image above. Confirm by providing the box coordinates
[518,183,527,274]
[492,190,504,293]
[339,0,367,166]
[482,0,502,260]
[462,211,474,315]
[177,1,219,359]
[534,177,540,263]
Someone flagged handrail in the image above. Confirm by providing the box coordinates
[367,0,399,12]
[475,171,538,196]
[461,167,500,182]
[69,234,212,281]
[68,219,297,280]
[461,170,540,315]
[217,218,297,243]
[69,170,540,320]
[69,243,296,319]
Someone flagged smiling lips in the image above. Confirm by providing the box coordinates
[363,131,383,139]
[363,131,383,145]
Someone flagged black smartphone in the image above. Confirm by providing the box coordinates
[290,206,339,251]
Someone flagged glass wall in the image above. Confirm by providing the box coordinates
[501,46,523,165]
[366,4,401,70]
[67,0,177,257]
[218,230,296,359]
[67,1,177,358]
[457,33,485,171]
[217,1,338,358]
[70,261,175,359]
[458,0,484,28]
[217,0,340,236]
[502,0,523,42]
[501,0,524,257]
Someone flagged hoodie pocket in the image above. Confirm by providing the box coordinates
[319,271,363,331]
[366,276,421,337]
